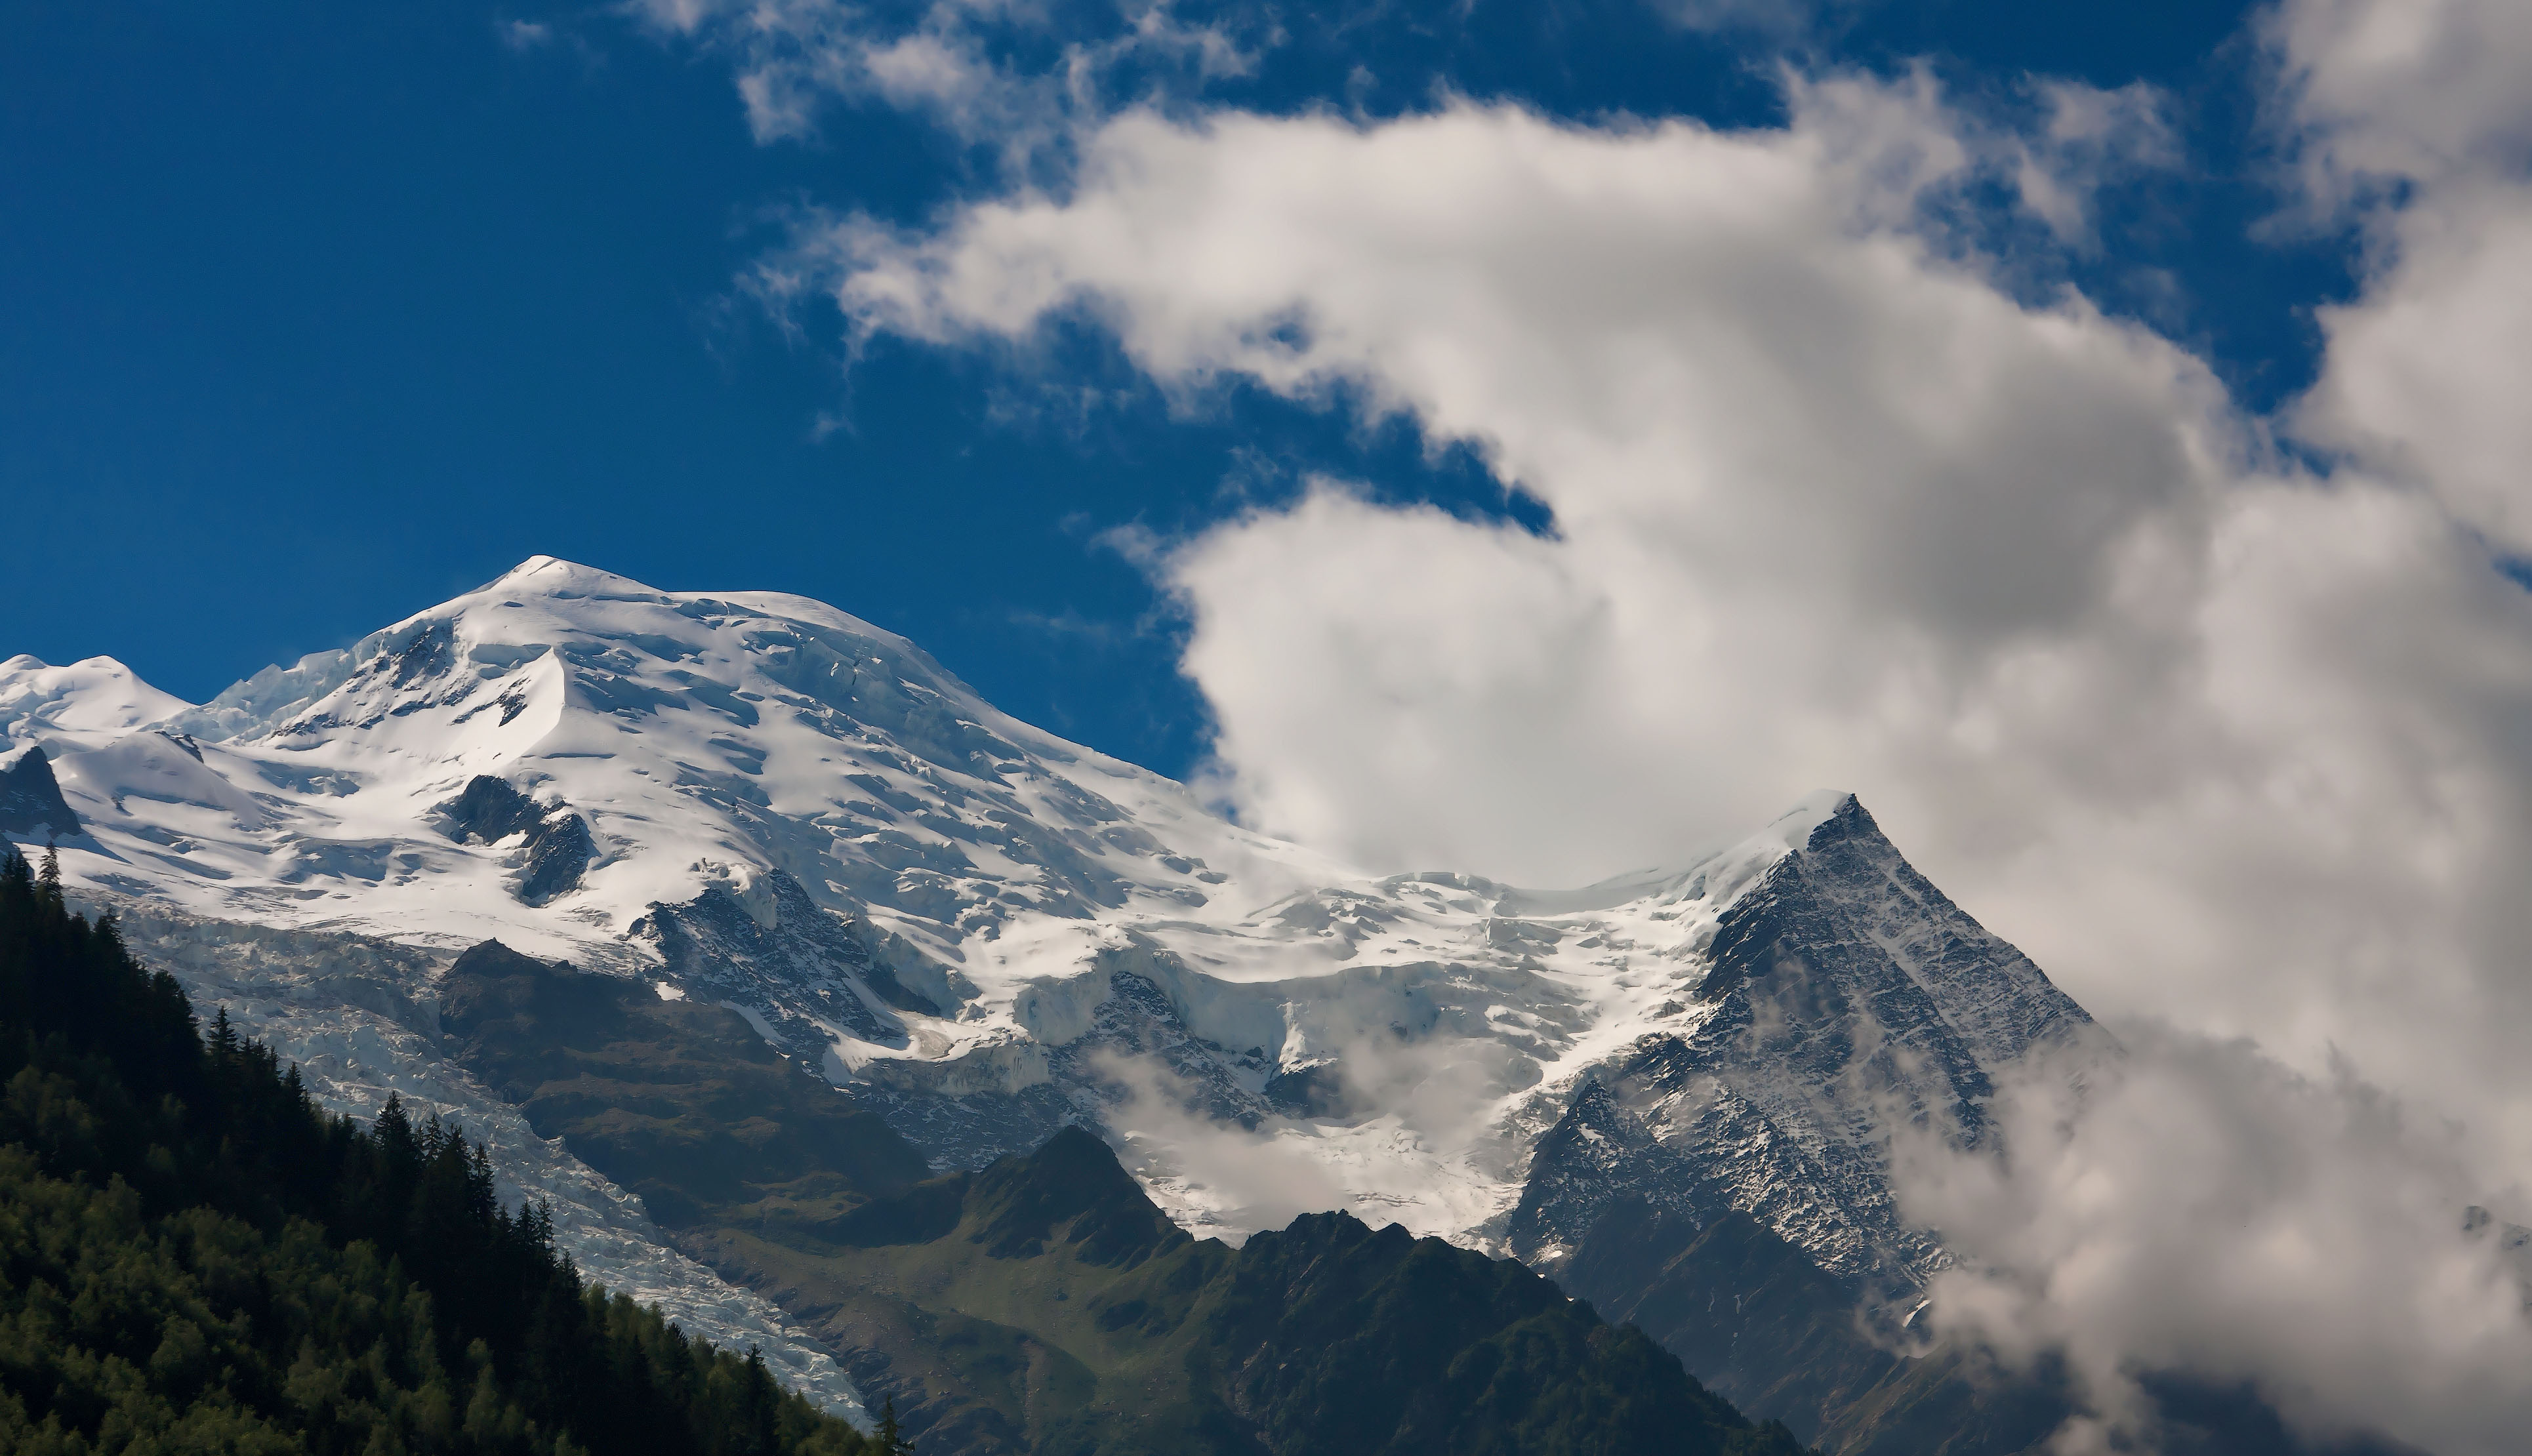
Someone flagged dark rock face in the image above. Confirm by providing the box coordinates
[387,618,455,687]
[1511,796,2094,1448]
[441,775,592,905]
[1515,798,2088,1294]
[1044,964,1275,1130]
[0,747,79,838]
[631,869,952,1053]
[847,1075,1083,1181]
[1261,1060,1347,1118]
[1561,1201,1920,1443]
[445,774,544,843]
[626,874,1287,1178]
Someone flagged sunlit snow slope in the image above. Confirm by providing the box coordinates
[1,557,2088,1284]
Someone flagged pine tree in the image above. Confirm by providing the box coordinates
[378,1091,415,1159]
[37,832,60,901]
[746,1345,781,1455]
[877,1398,909,1456]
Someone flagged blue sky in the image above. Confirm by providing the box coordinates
[2,0,2344,780]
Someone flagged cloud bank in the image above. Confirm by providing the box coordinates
[1899,1028,2532,1454]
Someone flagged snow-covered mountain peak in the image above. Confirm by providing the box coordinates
[7,563,2091,1272]
[10,561,1347,962]
[487,553,628,592]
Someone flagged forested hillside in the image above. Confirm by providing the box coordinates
[0,841,888,1456]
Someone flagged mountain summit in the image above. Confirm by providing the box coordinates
[5,556,1305,955]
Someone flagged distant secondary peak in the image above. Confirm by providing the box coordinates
[0,654,194,735]
[995,1123,1146,1202]
[970,1124,1186,1265]
[445,938,556,980]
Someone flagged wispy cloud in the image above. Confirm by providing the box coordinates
[2011,79,2182,248]
[625,0,1275,161]
[499,18,555,52]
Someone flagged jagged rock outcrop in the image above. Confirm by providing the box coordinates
[0,746,79,838]
[632,868,970,1052]
[442,774,593,904]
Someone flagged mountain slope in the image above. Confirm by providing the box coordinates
[3,557,2105,1444]
[438,938,933,1232]
[1,561,2089,1260]
[1510,796,2089,1286]
[696,1125,1810,1456]
[430,937,1807,1453]
[75,893,883,1420]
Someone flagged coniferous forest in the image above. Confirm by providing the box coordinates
[0,841,894,1456]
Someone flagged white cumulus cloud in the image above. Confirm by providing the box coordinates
[609,0,2532,1435]
[765,62,2532,1446]
[2281,0,2532,556]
